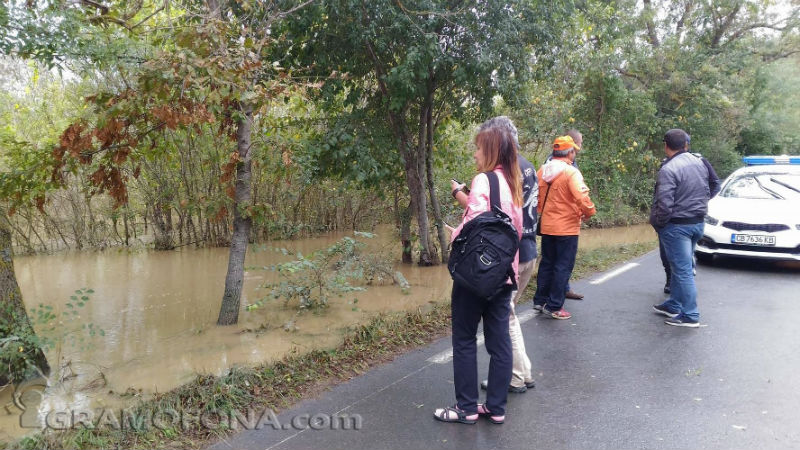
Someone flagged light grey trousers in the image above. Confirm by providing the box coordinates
[509,257,536,388]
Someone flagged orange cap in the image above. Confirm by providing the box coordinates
[553,135,580,152]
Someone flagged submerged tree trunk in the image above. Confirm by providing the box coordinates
[123,206,130,246]
[151,204,174,250]
[217,104,254,326]
[0,216,50,385]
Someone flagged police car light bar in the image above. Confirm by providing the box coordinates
[742,155,800,165]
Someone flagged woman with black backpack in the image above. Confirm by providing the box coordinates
[433,124,523,425]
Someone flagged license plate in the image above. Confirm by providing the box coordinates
[730,234,776,246]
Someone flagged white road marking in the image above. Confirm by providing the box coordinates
[589,262,639,285]
[426,308,538,364]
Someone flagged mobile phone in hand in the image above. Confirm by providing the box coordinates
[451,179,469,194]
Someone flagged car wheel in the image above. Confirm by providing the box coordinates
[695,252,713,265]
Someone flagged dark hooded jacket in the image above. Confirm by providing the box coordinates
[650,151,710,229]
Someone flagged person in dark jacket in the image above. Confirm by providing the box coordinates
[651,129,710,327]
[658,133,720,293]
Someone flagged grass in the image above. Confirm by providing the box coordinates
[5,240,656,450]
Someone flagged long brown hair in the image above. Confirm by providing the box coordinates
[474,127,522,206]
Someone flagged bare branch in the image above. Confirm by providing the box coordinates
[710,3,742,48]
[616,67,647,85]
[78,0,109,15]
[129,0,168,29]
[758,49,800,63]
[722,10,800,47]
[273,0,315,20]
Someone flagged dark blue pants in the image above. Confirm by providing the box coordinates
[533,235,579,311]
[659,235,671,281]
[451,282,512,416]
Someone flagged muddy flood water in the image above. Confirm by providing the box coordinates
[1,224,657,442]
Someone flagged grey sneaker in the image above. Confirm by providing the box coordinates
[533,304,544,314]
[665,315,700,328]
[652,304,679,318]
[480,380,528,393]
[542,307,571,319]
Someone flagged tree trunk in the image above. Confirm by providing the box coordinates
[44,211,70,250]
[0,215,50,385]
[217,104,254,326]
[642,0,660,47]
[403,105,434,266]
[151,204,174,250]
[400,200,412,264]
[403,150,433,265]
[112,215,123,245]
[422,85,448,264]
[2,214,34,254]
[123,206,130,246]
[24,211,48,252]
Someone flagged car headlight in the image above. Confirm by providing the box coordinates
[704,215,719,226]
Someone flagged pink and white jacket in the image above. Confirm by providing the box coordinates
[451,166,524,283]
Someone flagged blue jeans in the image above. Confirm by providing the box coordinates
[451,282,512,415]
[533,235,579,311]
[657,222,704,320]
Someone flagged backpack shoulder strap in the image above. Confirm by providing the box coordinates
[484,171,501,211]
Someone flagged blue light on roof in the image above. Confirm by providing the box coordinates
[742,155,800,165]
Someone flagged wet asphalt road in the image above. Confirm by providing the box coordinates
[209,251,800,450]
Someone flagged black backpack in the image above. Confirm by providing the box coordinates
[448,171,519,299]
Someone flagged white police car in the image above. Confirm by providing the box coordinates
[696,155,800,263]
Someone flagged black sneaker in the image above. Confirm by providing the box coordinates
[663,282,670,294]
[480,379,528,393]
[652,304,679,318]
[665,315,700,328]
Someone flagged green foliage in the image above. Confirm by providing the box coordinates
[287,0,568,142]
[738,57,800,157]
[248,237,366,311]
[278,0,571,263]
[0,305,46,383]
[0,288,102,383]
[247,233,399,311]
[505,0,800,224]
[2,0,799,252]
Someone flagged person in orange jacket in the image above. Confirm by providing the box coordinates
[532,135,596,319]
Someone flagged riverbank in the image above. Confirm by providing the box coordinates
[5,240,657,450]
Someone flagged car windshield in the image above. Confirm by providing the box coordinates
[720,172,800,200]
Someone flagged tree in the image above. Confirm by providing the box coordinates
[0,217,51,385]
[0,0,93,382]
[282,0,567,264]
[2,0,317,330]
